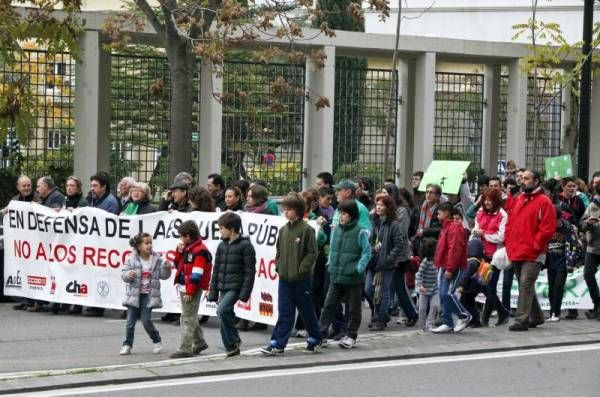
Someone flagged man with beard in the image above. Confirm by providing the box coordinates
[505,170,556,331]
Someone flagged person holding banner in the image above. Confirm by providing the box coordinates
[207,212,256,357]
[170,220,212,358]
[119,233,172,355]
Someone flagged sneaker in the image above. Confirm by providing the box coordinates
[294,329,308,338]
[320,338,328,348]
[453,315,472,333]
[431,324,453,334]
[226,342,241,357]
[119,345,132,355]
[547,314,560,322]
[192,342,209,355]
[304,343,321,353]
[260,345,284,355]
[339,336,356,349]
[170,350,193,358]
[152,342,163,354]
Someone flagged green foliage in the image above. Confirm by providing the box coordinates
[334,162,392,191]
[247,161,302,195]
[0,154,23,207]
[20,146,74,189]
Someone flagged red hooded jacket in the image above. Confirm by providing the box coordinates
[173,238,213,296]
[505,188,556,262]
[434,219,467,273]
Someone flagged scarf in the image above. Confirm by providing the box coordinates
[417,201,438,234]
[245,201,268,214]
[122,202,139,215]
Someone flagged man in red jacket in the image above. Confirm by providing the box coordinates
[170,220,213,358]
[505,170,556,331]
[432,202,470,334]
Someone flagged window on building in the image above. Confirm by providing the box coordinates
[47,129,70,149]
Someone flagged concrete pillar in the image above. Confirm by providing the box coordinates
[482,65,502,176]
[197,61,223,185]
[302,46,335,190]
[412,52,436,173]
[74,30,111,184]
[589,71,600,175]
[395,59,410,187]
[506,58,528,169]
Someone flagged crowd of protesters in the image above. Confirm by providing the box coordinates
[2,163,600,357]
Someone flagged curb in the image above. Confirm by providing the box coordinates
[2,334,600,395]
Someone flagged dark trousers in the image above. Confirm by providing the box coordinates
[460,292,481,326]
[513,261,544,325]
[483,267,509,321]
[320,283,363,339]
[392,266,418,320]
[295,255,327,331]
[583,253,600,305]
[271,279,321,348]
[547,268,567,316]
[502,267,515,309]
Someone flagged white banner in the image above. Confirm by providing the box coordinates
[3,201,288,325]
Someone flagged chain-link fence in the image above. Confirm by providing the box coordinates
[0,50,75,184]
[434,72,484,188]
[333,63,397,189]
[221,61,305,195]
[110,54,200,197]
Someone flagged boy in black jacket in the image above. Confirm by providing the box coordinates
[207,212,257,357]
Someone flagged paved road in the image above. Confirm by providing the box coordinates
[20,343,600,397]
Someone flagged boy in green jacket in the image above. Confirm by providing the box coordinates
[319,200,371,349]
[260,193,321,355]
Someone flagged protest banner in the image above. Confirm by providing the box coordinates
[418,160,471,194]
[544,154,574,179]
[2,201,299,325]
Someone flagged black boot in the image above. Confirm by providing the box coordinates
[585,303,599,319]
[481,303,493,327]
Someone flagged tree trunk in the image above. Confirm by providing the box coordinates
[165,35,195,183]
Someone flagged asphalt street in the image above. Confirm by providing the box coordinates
[19,344,600,397]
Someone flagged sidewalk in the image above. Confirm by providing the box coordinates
[2,302,600,394]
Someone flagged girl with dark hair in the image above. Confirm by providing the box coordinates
[472,188,510,326]
[365,195,407,330]
[120,233,172,355]
[189,186,216,212]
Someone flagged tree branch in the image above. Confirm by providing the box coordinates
[134,0,166,39]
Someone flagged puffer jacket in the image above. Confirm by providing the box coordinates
[121,252,172,309]
[434,219,467,273]
[581,199,600,255]
[208,236,256,302]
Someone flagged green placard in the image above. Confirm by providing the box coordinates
[418,160,471,194]
[544,155,573,179]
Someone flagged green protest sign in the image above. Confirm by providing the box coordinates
[544,155,573,179]
[418,160,471,194]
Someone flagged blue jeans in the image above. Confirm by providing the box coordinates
[124,293,161,347]
[438,268,469,327]
[392,267,418,320]
[217,290,241,350]
[271,278,321,349]
[364,269,394,323]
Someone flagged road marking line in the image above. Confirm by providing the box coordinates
[14,343,600,397]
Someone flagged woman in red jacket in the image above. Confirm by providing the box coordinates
[472,189,510,326]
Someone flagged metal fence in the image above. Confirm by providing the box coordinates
[0,50,75,183]
[525,77,563,171]
[333,64,398,188]
[498,76,563,172]
[434,72,484,188]
[221,61,305,195]
[110,54,200,197]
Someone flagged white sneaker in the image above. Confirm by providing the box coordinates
[339,336,356,349]
[453,315,472,333]
[547,314,560,322]
[431,324,453,334]
[153,342,163,354]
[295,329,308,338]
[119,345,132,355]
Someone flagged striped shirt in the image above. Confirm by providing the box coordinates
[415,258,438,295]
